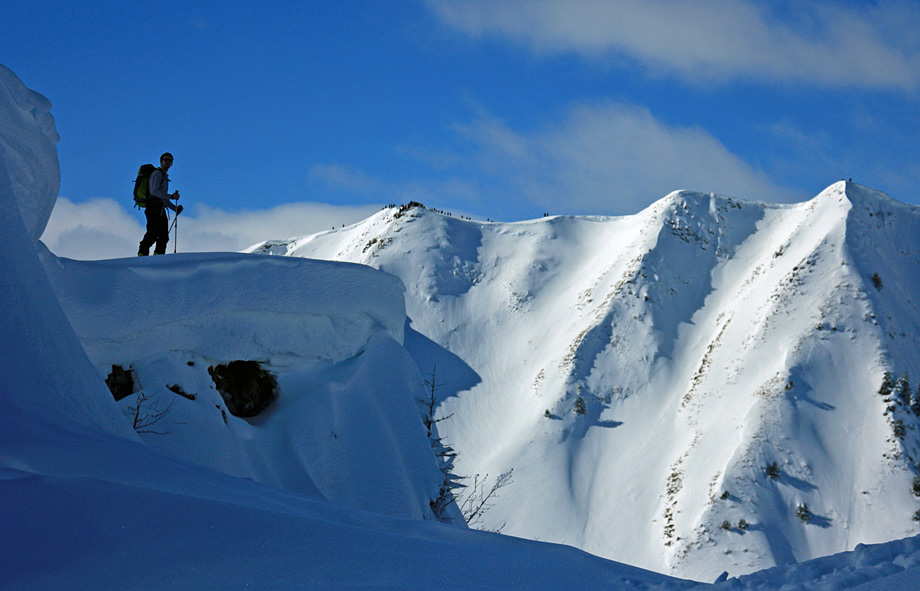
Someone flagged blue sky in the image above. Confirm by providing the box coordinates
[6,1,920,256]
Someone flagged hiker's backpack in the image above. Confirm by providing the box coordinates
[133,164,157,208]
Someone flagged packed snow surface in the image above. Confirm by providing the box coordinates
[5,61,920,589]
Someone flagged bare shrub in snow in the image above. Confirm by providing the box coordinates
[124,391,175,435]
[459,470,514,532]
[880,371,894,398]
[767,462,781,480]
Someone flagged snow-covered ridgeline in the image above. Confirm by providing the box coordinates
[7,58,920,589]
[253,182,920,579]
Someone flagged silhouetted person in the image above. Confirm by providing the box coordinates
[138,152,182,255]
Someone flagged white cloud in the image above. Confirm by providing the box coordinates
[40,198,143,260]
[452,100,805,214]
[41,197,381,261]
[298,100,805,219]
[426,0,920,89]
[309,162,483,215]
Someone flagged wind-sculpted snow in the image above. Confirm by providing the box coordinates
[38,250,448,520]
[0,65,131,439]
[0,64,59,240]
[259,182,920,580]
[40,251,406,364]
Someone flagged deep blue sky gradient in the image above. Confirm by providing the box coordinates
[5,1,920,225]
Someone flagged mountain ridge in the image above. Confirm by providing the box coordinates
[248,181,920,579]
[8,57,920,589]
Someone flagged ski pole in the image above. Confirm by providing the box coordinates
[168,213,179,253]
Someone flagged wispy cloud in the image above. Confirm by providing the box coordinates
[41,198,381,260]
[426,0,920,89]
[254,98,818,221]
[304,100,806,219]
[451,100,805,215]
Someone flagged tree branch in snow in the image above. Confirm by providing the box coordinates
[459,469,514,532]
[124,390,176,435]
[418,364,462,522]
[419,364,453,438]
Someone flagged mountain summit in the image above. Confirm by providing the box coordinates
[249,181,920,579]
[9,56,920,588]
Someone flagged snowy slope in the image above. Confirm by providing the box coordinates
[0,62,683,590]
[251,184,920,579]
[7,59,920,589]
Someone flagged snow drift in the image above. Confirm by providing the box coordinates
[0,63,131,440]
[39,249,446,520]
[0,63,59,240]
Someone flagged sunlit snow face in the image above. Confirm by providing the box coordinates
[0,64,61,240]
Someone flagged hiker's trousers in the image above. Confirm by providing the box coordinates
[139,201,169,255]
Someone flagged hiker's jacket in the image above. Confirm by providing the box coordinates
[148,168,178,213]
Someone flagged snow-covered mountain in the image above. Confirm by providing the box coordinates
[7,58,920,589]
[248,182,920,580]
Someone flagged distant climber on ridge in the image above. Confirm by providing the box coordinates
[138,152,182,256]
